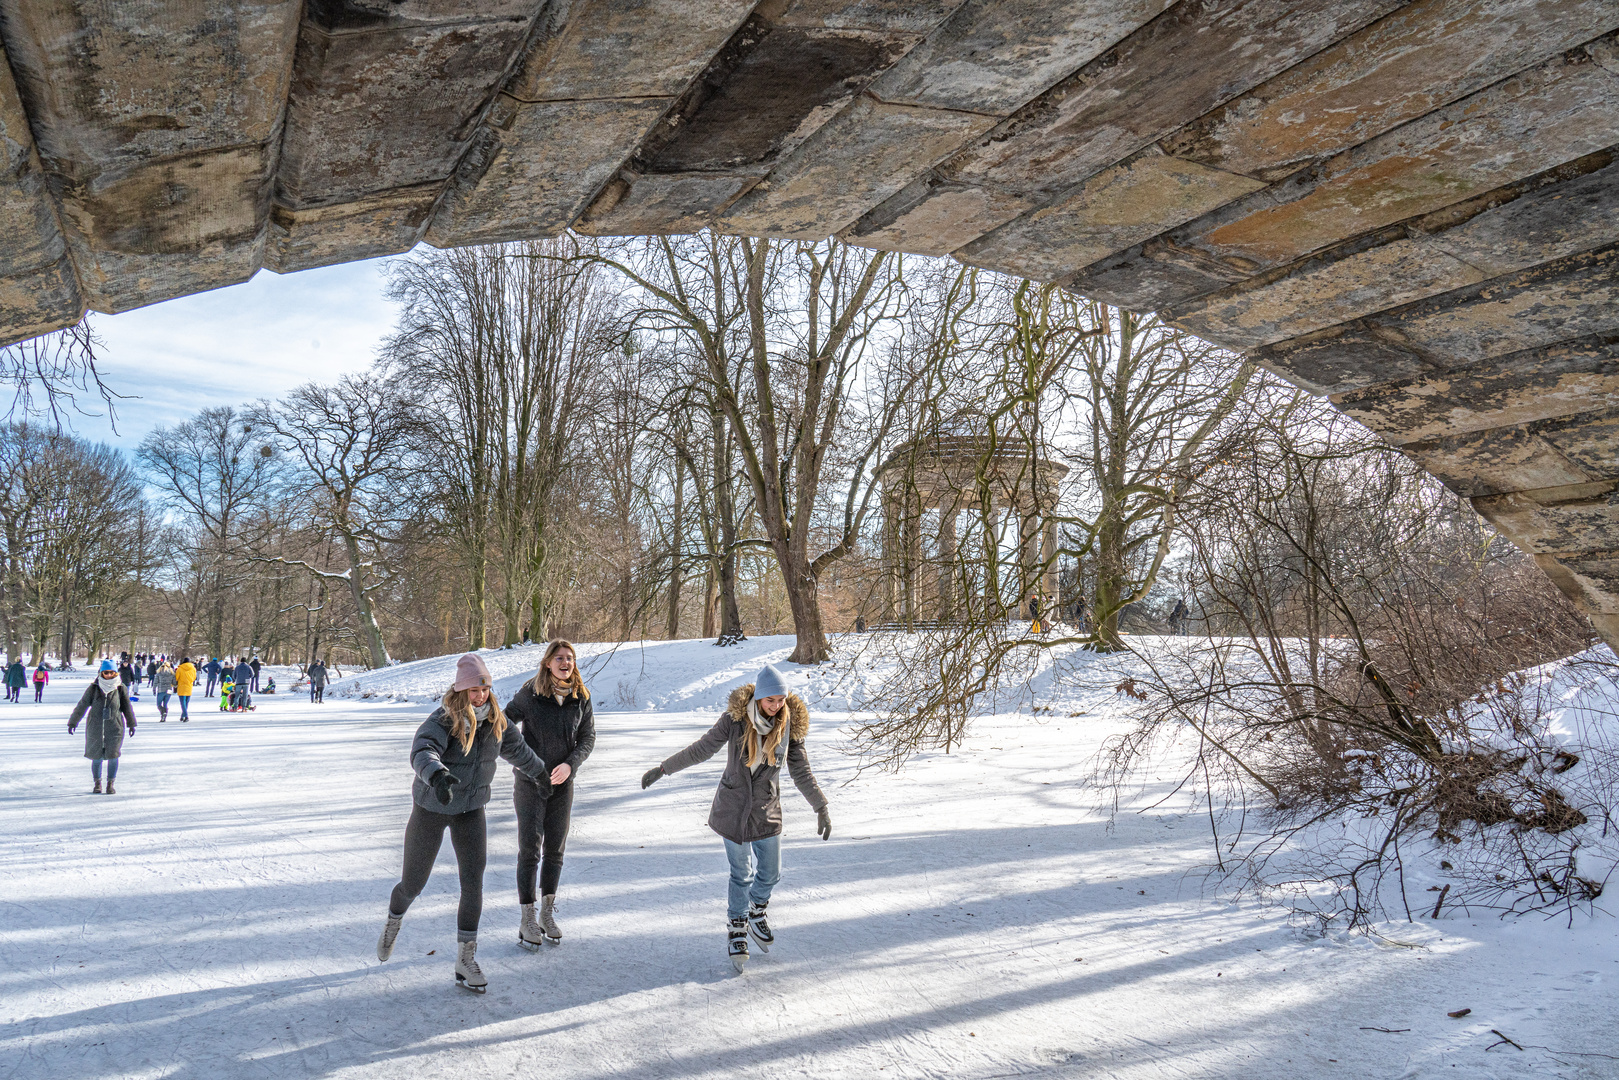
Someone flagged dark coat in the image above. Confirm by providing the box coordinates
[661,684,827,843]
[409,703,549,815]
[505,682,596,786]
[232,661,253,686]
[203,660,222,677]
[5,661,25,688]
[69,678,135,759]
[307,661,328,686]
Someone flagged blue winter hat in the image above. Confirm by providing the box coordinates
[753,664,788,700]
[99,660,115,672]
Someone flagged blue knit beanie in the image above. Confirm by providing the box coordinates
[99,660,115,672]
[753,664,788,699]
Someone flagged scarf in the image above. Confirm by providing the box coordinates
[473,701,492,724]
[97,673,121,697]
[745,699,786,769]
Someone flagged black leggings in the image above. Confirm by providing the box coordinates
[514,777,574,903]
[389,804,487,938]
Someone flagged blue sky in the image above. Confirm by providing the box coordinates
[64,254,406,453]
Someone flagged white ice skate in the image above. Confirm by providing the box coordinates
[456,939,486,993]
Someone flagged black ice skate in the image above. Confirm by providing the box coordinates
[747,902,773,953]
[727,917,749,973]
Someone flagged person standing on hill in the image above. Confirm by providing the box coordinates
[640,664,831,973]
[203,656,222,697]
[5,658,25,702]
[153,660,176,722]
[307,658,328,703]
[69,660,135,794]
[374,653,551,994]
[174,656,197,721]
[32,662,48,702]
[504,639,596,950]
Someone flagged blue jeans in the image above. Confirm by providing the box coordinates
[90,758,119,781]
[724,835,781,921]
[178,694,190,718]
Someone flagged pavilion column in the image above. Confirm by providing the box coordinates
[936,499,958,622]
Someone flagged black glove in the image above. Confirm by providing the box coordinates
[431,770,458,805]
[641,765,664,789]
[67,722,76,734]
[817,806,832,841]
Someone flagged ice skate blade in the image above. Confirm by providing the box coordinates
[731,954,747,973]
[748,928,770,953]
[544,934,561,946]
[455,975,486,993]
[517,936,542,952]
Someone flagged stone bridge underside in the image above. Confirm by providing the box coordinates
[1,1,1618,645]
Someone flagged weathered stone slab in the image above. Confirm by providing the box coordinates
[0,255,82,346]
[1402,426,1598,498]
[956,149,1267,281]
[507,0,758,101]
[1190,49,1619,269]
[717,98,996,239]
[1062,237,1248,312]
[265,186,439,273]
[1165,150,1619,347]
[1163,0,1616,183]
[1252,329,1443,397]
[1334,335,1619,441]
[0,41,65,279]
[575,172,758,236]
[1534,412,1619,478]
[59,145,270,312]
[276,6,542,208]
[1474,490,1619,555]
[857,0,1398,271]
[778,0,966,33]
[870,0,1171,116]
[842,173,1036,255]
[427,97,670,247]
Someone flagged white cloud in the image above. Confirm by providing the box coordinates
[64,254,406,451]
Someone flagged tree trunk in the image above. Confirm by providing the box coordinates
[666,458,685,639]
[467,547,487,649]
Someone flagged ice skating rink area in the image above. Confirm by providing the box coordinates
[2,651,1615,1080]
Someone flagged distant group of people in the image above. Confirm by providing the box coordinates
[4,658,48,703]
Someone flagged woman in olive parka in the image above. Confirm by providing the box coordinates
[69,660,136,794]
[641,663,830,972]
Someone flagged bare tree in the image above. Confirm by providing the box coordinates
[249,374,416,668]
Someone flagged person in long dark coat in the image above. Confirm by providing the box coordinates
[5,659,26,702]
[69,661,136,794]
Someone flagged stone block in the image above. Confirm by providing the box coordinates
[718,98,996,239]
[427,97,671,248]
[1162,0,1615,182]
[0,42,67,280]
[265,187,439,273]
[842,173,1036,255]
[1251,328,1441,397]
[507,0,758,101]
[276,9,541,206]
[1401,426,1598,498]
[957,149,1266,281]
[1534,412,1619,477]
[0,255,83,348]
[576,172,757,236]
[1473,489,1619,555]
[1334,335,1619,441]
[870,0,1171,116]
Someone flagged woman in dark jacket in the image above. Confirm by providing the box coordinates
[641,663,830,972]
[504,639,595,949]
[375,653,550,994]
[5,658,25,702]
[69,660,135,793]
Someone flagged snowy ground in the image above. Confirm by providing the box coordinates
[2,638,1616,1079]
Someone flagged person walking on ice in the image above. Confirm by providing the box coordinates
[375,653,551,994]
[504,639,596,949]
[6,657,26,702]
[640,663,831,973]
[174,657,197,721]
[307,657,328,703]
[153,659,176,721]
[68,660,135,794]
[32,661,48,702]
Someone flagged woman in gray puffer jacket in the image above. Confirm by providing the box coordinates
[69,661,136,794]
[641,663,830,972]
[375,653,549,994]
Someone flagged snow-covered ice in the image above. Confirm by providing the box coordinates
[2,637,1615,1079]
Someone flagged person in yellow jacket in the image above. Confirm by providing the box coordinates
[174,656,198,722]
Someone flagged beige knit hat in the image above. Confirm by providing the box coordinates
[452,653,492,692]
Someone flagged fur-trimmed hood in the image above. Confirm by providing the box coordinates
[727,683,809,741]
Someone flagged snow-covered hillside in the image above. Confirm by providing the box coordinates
[2,640,1615,1080]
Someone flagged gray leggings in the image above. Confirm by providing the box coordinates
[388,804,487,940]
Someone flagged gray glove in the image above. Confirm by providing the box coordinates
[641,765,663,789]
[817,806,831,840]
[431,770,458,805]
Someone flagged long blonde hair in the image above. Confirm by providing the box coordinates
[440,686,507,754]
[744,701,788,769]
[531,639,588,700]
